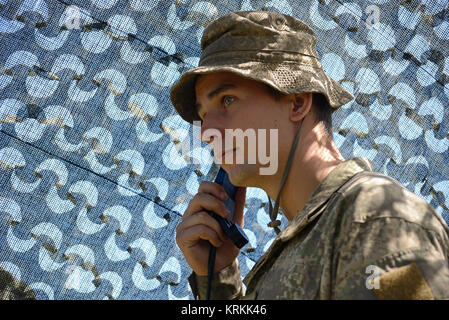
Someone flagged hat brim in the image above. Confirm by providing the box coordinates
[170,61,354,124]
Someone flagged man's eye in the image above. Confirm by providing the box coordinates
[222,96,235,107]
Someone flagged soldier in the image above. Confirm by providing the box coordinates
[171,11,449,299]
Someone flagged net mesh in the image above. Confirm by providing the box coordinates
[0,0,448,299]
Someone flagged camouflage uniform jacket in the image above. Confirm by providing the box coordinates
[0,267,35,300]
[189,157,449,299]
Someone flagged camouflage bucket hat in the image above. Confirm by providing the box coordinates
[170,10,354,124]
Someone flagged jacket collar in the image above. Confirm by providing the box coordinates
[243,157,373,288]
[278,157,373,242]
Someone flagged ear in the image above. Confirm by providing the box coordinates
[289,93,313,122]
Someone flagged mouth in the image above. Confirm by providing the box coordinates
[218,148,237,163]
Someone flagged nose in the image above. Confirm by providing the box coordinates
[200,122,217,144]
[201,126,214,144]
[200,112,224,145]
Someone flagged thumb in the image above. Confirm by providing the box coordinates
[232,186,246,227]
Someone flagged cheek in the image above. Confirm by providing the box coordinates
[235,101,281,129]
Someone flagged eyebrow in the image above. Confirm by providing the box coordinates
[194,83,237,117]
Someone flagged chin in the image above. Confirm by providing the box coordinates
[223,163,259,187]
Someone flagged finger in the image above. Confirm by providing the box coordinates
[178,225,224,248]
[183,192,230,220]
[198,181,228,201]
[176,211,227,243]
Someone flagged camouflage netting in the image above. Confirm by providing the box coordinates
[0,0,447,299]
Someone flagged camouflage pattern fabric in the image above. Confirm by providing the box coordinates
[189,157,449,299]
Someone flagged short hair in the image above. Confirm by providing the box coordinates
[263,84,333,139]
[312,93,333,139]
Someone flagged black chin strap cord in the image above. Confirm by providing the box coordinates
[267,118,304,234]
[206,244,216,300]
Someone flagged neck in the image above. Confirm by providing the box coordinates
[267,121,345,222]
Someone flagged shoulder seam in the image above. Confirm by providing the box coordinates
[338,171,404,197]
[349,216,449,256]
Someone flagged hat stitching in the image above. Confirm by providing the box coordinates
[199,56,322,68]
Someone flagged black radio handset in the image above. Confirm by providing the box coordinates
[205,167,248,299]
[208,168,249,249]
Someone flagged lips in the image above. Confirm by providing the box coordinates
[218,148,237,162]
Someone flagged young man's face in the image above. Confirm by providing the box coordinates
[194,71,294,186]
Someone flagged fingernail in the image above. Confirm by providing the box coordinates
[221,191,227,200]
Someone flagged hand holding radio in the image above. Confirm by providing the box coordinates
[175,171,247,276]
